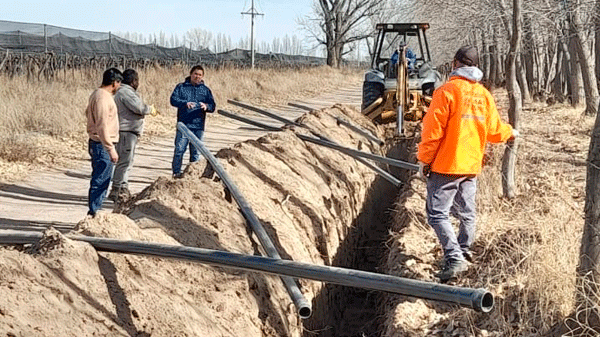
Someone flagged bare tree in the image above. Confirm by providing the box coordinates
[185,28,213,51]
[501,0,523,199]
[299,0,387,67]
[567,0,599,115]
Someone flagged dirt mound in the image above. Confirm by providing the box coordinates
[0,104,390,336]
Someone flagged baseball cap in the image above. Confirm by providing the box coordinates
[454,46,479,67]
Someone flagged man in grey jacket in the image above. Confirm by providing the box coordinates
[108,68,157,202]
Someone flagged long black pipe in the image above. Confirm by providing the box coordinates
[287,101,385,146]
[334,116,385,146]
[217,109,283,132]
[297,134,420,171]
[177,122,312,318]
[228,100,304,127]
[216,107,402,187]
[0,230,493,312]
[287,102,314,112]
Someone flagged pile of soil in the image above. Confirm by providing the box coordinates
[0,104,393,336]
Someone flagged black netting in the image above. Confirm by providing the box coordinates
[0,20,326,67]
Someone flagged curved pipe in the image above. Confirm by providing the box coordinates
[0,230,494,312]
[177,123,312,318]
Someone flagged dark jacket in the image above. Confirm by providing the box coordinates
[170,77,216,130]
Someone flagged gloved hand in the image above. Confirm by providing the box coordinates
[418,161,431,180]
[150,105,159,117]
[509,128,519,141]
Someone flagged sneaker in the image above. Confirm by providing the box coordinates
[436,258,468,282]
[173,173,184,179]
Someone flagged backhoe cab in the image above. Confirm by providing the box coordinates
[362,23,442,135]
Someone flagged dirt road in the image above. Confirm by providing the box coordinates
[0,87,362,230]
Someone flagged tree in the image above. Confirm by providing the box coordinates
[501,0,523,199]
[300,0,388,67]
[567,0,599,115]
[575,0,600,328]
[185,28,213,51]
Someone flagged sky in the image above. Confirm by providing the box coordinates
[1,0,316,46]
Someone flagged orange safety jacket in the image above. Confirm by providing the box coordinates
[417,75,513,175]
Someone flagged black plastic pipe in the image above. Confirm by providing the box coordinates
[226,101,402,186]
[214,109,402,187]
[217,109,283,132]
[228,100,304,127]
[297,134,420,171]
[177,122,312,318]
[0,230,494,312]
[334,116,385,146]
[287,102,314,112]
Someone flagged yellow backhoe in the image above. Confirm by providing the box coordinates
[361,23,442,135]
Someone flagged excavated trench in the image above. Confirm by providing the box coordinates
[303,135,417,337]
[0,106,424,336]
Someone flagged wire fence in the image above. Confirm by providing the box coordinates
[0,19,327,73]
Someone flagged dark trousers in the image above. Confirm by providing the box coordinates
[88,139,114,216]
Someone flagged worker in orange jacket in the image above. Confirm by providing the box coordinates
[417,46,518,282]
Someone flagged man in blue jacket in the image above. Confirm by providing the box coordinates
[170,65,216,178]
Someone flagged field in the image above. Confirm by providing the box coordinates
[0,66,593,336]
[0,65,362,183]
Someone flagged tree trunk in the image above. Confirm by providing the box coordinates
[502,0,522,200]
[523,15,535,90]
[326,42,340,68]
[577,101,600,327]
[489,44,498,87]
[596,0,600,87]
[517,55,532,102]
[564,37,585,108]
[482,29,490,81]
[570,8,600,115]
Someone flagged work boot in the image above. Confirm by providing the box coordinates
[173,172,184,179]
[119,186,131,199]
[116,186,131,203]
[436,258,468,282]
[107,188,119,202]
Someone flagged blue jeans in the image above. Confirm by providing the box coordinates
[88,139,114,216]
[426,173,477,261]
[172,128,204,175]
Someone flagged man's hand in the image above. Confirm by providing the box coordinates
[108,147,119,163]
[186,102,197,110]
[508,128,520,141]
[418,161,431,180]
[150,105,159,116]
[199,102,207,111]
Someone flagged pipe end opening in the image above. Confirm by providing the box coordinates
[299,306,312,319]
[478,292,494,313]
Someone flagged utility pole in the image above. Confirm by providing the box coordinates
[241,0,263,69]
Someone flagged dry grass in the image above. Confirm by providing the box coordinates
[384,90,592,336]
[0,65,362,183]
[470,97,591,335]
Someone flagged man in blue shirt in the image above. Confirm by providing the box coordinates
[170,65,216,178]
